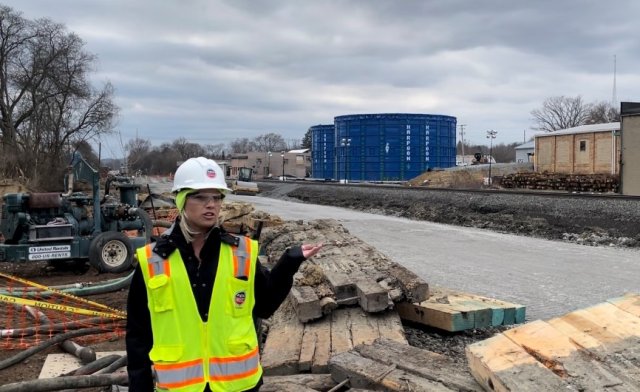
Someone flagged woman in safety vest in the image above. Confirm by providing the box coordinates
[126,157,323,391]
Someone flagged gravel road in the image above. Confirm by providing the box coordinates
[226,182,640,321]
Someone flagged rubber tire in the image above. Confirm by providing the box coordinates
[89,231,134,273]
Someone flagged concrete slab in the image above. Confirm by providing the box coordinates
[39,351,126,378]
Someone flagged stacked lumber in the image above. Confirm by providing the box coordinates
[500,172,619,193]
[260,219,429,322]
[466,293,640,391]
[396,287,526,332]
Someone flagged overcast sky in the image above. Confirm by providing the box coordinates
[5,1,640,157]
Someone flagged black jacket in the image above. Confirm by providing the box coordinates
[126,223,306,391]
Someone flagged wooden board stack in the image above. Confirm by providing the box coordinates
[466,293,640,391]
[396,287,526,332]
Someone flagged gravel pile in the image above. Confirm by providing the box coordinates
[259,182,640,248]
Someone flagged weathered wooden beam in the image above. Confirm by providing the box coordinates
[325,271,357,305]
[290,286,323,323]
[386,264,429,303]
[355,338,482,391]
[329,351,458,391]
[355,279,389,313]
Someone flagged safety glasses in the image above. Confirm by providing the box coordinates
[188,193,225,205]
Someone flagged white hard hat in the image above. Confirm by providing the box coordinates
[171,157,231,193]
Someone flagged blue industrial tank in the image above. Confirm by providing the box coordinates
[334,113,457,181]
[310,124,335,180]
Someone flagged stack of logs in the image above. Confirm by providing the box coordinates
[500,172,619,193]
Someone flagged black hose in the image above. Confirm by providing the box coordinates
[0,327,107,370]
[0,373,127,392]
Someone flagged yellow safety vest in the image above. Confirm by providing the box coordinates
[137,235,262,392]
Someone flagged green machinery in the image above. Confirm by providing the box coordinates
[0,153,152,272]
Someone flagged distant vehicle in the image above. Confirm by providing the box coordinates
[228,167,260,195]
[277,174,300,181]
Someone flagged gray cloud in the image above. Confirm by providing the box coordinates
[5,0,639,156]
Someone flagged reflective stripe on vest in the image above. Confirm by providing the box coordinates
[232,236,251,279]
[155,359,204,389]
[209,347,260,381]
[144,243,171,277]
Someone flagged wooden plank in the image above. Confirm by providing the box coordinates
[503,320,634,391]
[298,317,332,374]
[330,307,354,357]
[261,300,305,375]
[290,286,323,323]
[548,317,640,386]
[356,338,482,392]
[449,298,494,328]
[608,293,640,318]
[396,301,475,332]
[449,292,526,325]
[329,351,457,391]
[466,333,569,392]
[347,307,380,346]
[355,279,389,313]
[574,302,640,339]
[372,309,407,345]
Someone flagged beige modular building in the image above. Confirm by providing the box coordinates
[620,102,640,195]
[229,149,311,180]
[534,122,620,175]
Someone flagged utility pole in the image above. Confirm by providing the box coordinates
[612,54,617,106]
[340,138,351,184]
[486,130,498,186]
[458,124,466,165]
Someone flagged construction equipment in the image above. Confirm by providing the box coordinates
[0,152,152,272]
[230,167,260,195]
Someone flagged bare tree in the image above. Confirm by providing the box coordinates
[285,138,302,150]
[172,137,206,160]
[252,132,287,152]
[586,101,620,124]
[531,96,591,133]
[0,6,117,188]
[125,137,151,172]
[229,137,255,153]
[205,143,227,159]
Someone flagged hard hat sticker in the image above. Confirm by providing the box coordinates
[206,169,217,178]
